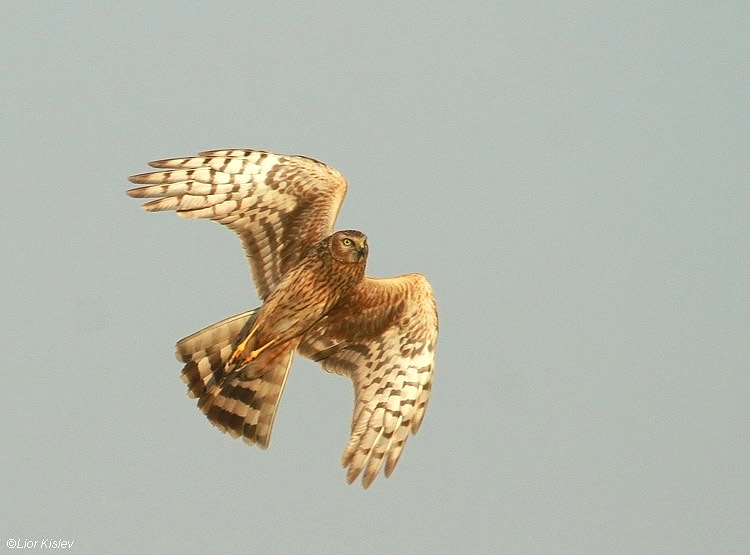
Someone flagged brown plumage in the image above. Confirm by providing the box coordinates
[127,149,438,488]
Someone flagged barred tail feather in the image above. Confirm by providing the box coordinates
[177,310,259,398]
[198,345,295,449]
[176,310,296,449]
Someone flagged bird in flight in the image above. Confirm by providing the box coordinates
[127,149,438,488]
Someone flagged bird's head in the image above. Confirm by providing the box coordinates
[329,230,368,264]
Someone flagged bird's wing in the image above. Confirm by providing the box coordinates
[127,149,347,300]
[299,274,438,488]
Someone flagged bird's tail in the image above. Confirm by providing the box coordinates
[176,310,295,449]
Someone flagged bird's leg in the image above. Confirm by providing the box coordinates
[227,320,278,367]
[227,321,259,366]
[245,338,277,362]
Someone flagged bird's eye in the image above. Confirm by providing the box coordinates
[342,238,353,246]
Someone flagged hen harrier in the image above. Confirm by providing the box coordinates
[127,149,438,488]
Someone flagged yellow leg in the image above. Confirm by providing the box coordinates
[227,321,260,365]
[227,321,278,367]
[245,338,277,362]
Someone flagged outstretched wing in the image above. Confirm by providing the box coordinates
[127,149,347,300]
[298,274,438,488]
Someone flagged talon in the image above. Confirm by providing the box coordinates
[227,334,253,366]
[227,333,277,368]
[246,339,277,362]
[227,321,260,366]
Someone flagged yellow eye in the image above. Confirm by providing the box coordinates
[342,238,353,246]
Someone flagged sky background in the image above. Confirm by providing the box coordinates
[2,3,748,553]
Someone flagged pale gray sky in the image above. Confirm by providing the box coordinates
[2,3,748,553]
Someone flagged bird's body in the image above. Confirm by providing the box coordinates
[225,230,368,373]
[127,149,437,488]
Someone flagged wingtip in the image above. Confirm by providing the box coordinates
[127,172,154,185]
[344,463,362,487]
[125,186,144,198]
[361,473,376,490]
